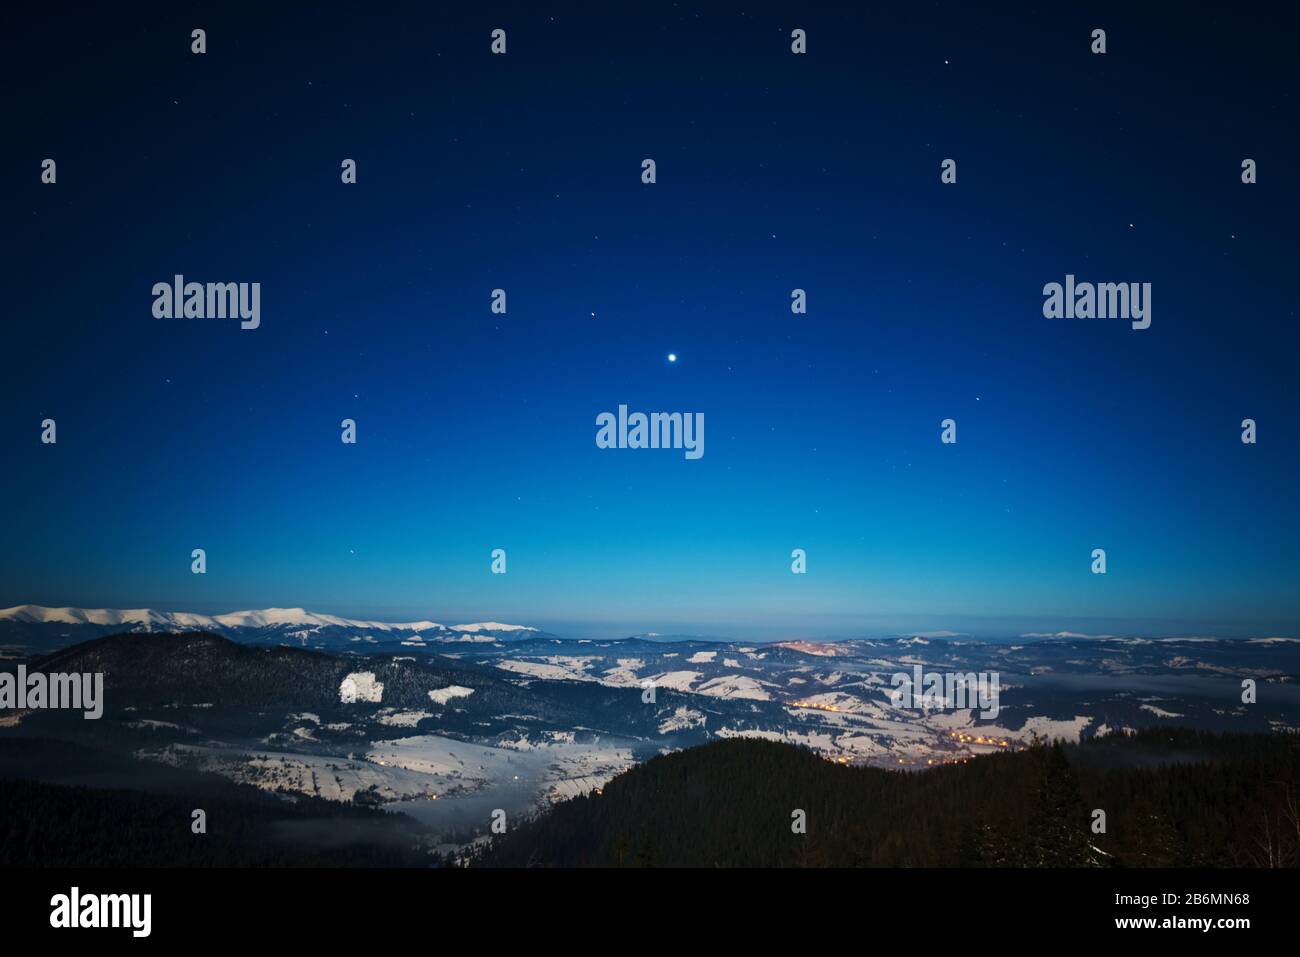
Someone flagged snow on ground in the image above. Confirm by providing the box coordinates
[687,650,717,664]
[1093,724,1136,737]
[370,733,634,820]
[124,718,196,733]
[428,685,475,705]
[339,672,383,703]
[539,742,635,802]
[599,658,645,687]
[638,669,775,698]
[495,729,576,750]
[376,709,434,727]
[775,641,850,657]
[787,691,876,715]
[1140,703,1184,718]
[716,726,838,752]
[694,674,773,701]
[936,714,1092,748]
[924,708,977,730]
[646,670,703,692]
[140,743,440,802]
[733,707,1010,766]
[658,706,707,734]
[0,605,553,639]
[450,622,538,633]
[369,733,631,800]
[496,657,599,682]
[367,735,515,779]
[1016,715,1093,742]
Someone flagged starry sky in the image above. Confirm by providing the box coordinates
[3,3,1297,639]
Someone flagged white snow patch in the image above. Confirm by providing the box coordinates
[428,685,475,705]
[1140,703,1184,719]
[496,657,599,682]
[1018,715,1092,742]
[647,670,702,692]
[694,674,772,701]
[658,706,707,734]
[450,622,538,633]
[339,672,384,704]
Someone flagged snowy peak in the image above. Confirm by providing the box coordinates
[450,622,538,633]
[0,605,180,627]
[0,606,541,650]
[0,605,444,632]
[206,608,446,632]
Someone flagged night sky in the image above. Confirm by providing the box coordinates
[4,3,1297,639]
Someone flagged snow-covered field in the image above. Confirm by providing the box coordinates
[138,730,634,839]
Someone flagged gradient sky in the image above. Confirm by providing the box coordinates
[4,3,1298,639]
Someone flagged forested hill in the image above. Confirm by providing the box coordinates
[471,729,1300,868]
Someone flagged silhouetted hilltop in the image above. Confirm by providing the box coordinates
[0,773,429,867]
[472,729,1300,867]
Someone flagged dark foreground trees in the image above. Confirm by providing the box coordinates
[473,728,1300,868]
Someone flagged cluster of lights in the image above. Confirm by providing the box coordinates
[888,751,1022,768]
[790,700,842,713]
[948,731,1009,747]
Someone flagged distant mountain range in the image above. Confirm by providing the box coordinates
[4,612,1300,866]
[0,605,545,653]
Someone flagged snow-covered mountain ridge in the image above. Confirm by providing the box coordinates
[0,605,540,650]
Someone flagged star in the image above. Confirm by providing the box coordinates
[667,353,678,363]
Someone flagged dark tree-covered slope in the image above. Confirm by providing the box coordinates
[472,730,1300,868]
[0,775,429,867]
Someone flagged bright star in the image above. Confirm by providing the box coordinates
[667,353,677,363]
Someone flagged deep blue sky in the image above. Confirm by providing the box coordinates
[3,3,1297,639]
